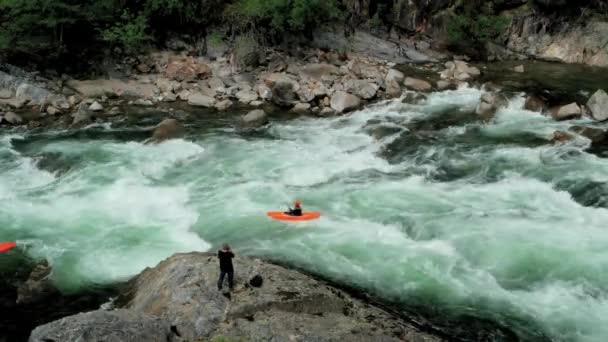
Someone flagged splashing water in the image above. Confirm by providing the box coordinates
[2,87,608,341]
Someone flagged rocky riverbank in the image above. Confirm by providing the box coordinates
[29,252,442,342]
[0,40,472,139]
[2,46,608,151]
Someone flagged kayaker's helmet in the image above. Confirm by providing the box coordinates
[294,201,301,207]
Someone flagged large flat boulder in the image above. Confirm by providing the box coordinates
[33,253,440,342]
[67,79,157,99]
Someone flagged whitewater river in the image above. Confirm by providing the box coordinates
[2,87,608,341]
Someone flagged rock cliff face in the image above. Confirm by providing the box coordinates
[30,253,441,342]
[341,0,608,67]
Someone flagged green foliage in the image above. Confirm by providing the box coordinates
[368,13,383,28]
[446,14,510,45]
[207,32,224,48]
[0,0,88,55]
[0,0,225,63]
[101,11,150,54]
[229,0,342,33]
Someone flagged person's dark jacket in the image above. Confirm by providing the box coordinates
[287,207,302,216]
[218,250,234,271]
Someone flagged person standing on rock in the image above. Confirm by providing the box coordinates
[217,243,234,291]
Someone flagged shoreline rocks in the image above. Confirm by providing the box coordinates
[1,47,443,131]
[29,253,442,342]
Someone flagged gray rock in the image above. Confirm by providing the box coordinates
[404,77,432,92]
[297,86,315,103]
[106,107,122,116]
[262,73,300,91]
[454,71,471,81]
[35,253,439,342]
[271,82,297,107]
[292,102,312,113]
[587,89,608,121]
[2,98,28,109]
[133,99,154,106]
[4,111,23,124]
[198,84,219,98]
[29,309,173,342]
[513,65,525,73]
[156,78,181,94]
[551,103,581,121]
[312,29,433,64]
[524,95,547,113]
[46,106,60,116]
[187,93,216,107]
[436,81,454,90]
[238,109,269,130]
[299,63,341,81]
[72,103,93,125]
[67,95,80,107]
[89,101,103,111]
[235,89,259,104]
[311,83,329,98]
[177,89,191,101]
[17,260,57,304]
[149,118,185,144]
[385,79,402,98]
[0,89,13,99]
[475,92,509,121]
[454,60,480,76]
[250,100,264,107]
[386,69,405,83]
[214,99,234,111]
[570,126,607,144]
[319,107,336,117]
[255,83,273,101]
[15,82,51,105]
[330,91,361,114]
[349,80,379,100]
[51,97,71,110]
[207,77,225,92]
[162,93,177,102]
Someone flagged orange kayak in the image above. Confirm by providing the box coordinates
[267,212,321,221]
[0,242,16,254]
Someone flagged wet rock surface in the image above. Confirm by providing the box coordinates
[31,253,442,342]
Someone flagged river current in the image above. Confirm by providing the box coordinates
[2,86,608,341]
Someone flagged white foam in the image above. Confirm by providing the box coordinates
[3,86,608,340]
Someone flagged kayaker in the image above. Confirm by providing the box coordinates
[286,201,303,216]
[217,243,234,291]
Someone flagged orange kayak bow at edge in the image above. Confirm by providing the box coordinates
[0,242,16,254]
[267,212,321,221]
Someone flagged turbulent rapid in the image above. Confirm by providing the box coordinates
[2,87,608,341]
